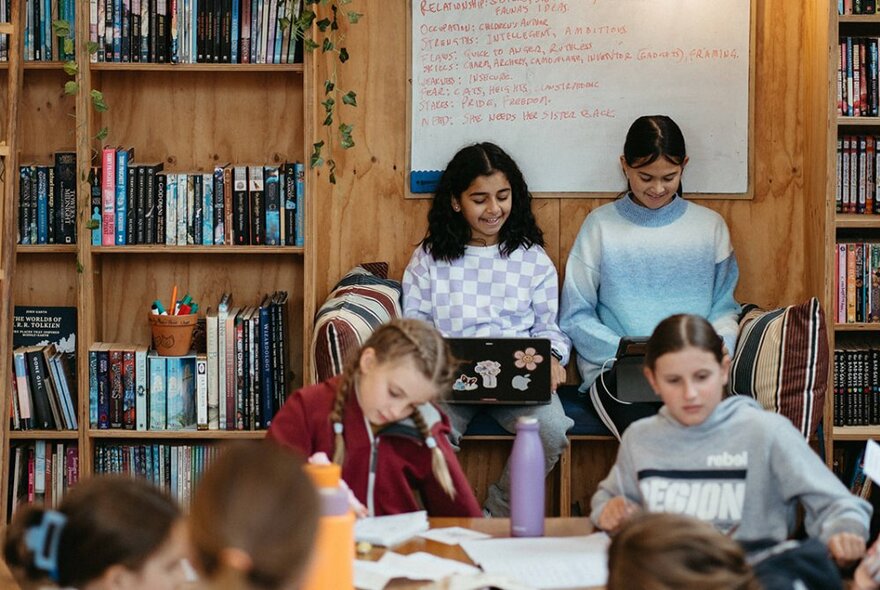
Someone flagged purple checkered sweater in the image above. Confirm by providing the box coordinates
[402,243,571,365]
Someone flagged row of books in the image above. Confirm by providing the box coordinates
[18,153,78,245]
[92,148,305,247]
[841,0,879,14]
[837,37,880,118]
[832,444,875,505]
[836,135,880,215]
[89,0,304,64]
[88,291,291,431]
[18,0,76,62]
[93,443,218,508]
[834,348,880,426]
[11,345,78,431]
[834,242,880,324]
[7,442,79,518]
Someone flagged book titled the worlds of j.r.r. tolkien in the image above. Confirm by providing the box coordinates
[13,306,76,360]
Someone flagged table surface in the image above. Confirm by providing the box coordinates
[366,517,603,590]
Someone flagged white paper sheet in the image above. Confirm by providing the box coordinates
[864,440,880,485]
[418,526,492,546]
[460,533,610,590]
[354,551,481,590]
[354,511,429,547]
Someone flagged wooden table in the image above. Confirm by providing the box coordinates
[365,517,602,589]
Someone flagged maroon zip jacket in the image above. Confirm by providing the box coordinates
[267,376,482,517]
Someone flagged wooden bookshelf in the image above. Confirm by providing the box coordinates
[0,0,317,523]
[825,4,880,470]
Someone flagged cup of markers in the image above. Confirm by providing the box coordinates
[148,288,199,357]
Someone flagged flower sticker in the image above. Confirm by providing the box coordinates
[514,347,544,371]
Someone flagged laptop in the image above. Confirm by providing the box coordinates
[444,337,552,404]
[613,337,659,403]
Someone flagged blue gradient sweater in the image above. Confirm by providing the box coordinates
[560,194,740,390]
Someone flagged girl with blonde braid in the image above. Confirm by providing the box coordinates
[267,318,481,517]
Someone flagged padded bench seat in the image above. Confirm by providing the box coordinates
[461,385,612,438]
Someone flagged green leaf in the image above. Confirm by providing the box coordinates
[328,159,337,185]
[322,38,333,52]
[310,141,324,168]
[347,11,362,24]
[342,90,357,106]
[63,60,78,76]
[323,113,333,126]
[63,38,74,55]
[316,17,331,32]
[85,219,99,229]
[304,38,319,52]
[52,19,70,37]
[341,0,353,4]
[324,79,335,94]
[321,97,335,112]
[63,80,79,95]
[91,89,109,112]
[95,126,109,141]
[76,261,84,273]
[339,47,349,63]
[87,41,100,54]
[299,9,316,28]
[279,16,291,31]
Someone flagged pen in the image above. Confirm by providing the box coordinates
[170,285,178,315]
[152,299,166,315]
[150,304,160,316]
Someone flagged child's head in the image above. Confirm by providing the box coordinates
[189,441,320,590]
[331,318,460,497]
[421,142,544,261]
[607,513,760,590]
[643,314,730,427]
[4,475,187,590]
[621,115,689,209]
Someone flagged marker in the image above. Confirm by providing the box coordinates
[178,304,192,316]
[152,299,166,315]
[150,305,160,316]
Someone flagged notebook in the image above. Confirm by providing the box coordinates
[444,338,552,404]
[613,337,658,403]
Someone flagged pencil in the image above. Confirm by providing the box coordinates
[170,285,178,315]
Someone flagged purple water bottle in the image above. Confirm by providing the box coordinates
[510,415,545,537]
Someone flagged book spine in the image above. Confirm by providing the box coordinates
[109,349,124,428]
[259,303,273,428]
[283,162,296,245]
[196,354,208,429]
[165,173,177,244]
[249,166,264,245]
[135,347,148,431]
[294,162,305,247]
[177,173,188,245]
[97,347,111,428]
[149,355,167,430]
[13,351,33,429]
[233,166,249,244]
[88,347,99,428]
[213,166,225,244]
[206,311,220,430]
[114,148,130,245]
[264,166,280,245]
[154,170,165,244]
[36,166,48,244]
[202,172,213,245]
[19,166,32,245]
[55,153,77,244]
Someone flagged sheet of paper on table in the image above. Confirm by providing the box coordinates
[418,526,492,545]
[460,533,611,590]
[355,510,430,547]
[354,551,480,590]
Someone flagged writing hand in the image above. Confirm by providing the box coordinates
[597,496,640,534]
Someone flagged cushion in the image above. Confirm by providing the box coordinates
[311,263,403,383]
[729,297,828,439]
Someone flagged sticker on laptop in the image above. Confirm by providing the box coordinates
[511,374,532,391]
[514,347,544,370]
[475,360,502,388]
[453,375,478,391]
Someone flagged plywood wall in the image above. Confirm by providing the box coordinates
[311,0,827,313]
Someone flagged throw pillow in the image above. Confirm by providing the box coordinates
[311,262,402,383]
[729,297,828,439]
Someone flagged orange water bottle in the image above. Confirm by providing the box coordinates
[301,463,355,590]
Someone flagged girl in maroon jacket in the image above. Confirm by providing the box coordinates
[267,318,482,517]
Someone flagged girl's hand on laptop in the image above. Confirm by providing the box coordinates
[550,357,566,392]
[828,531,867,567]
[597,496,640,534]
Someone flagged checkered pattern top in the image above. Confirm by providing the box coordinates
[402,243,571,365]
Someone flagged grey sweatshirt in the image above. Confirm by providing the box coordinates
[590,396,871,543]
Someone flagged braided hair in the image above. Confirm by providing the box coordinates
[329,318,459,498]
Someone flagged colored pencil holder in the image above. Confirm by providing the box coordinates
[148,313,197,356]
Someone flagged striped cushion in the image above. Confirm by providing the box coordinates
[311,263,403,383]
[729,297,828,438]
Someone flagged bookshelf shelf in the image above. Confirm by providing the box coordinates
[9,431,79,440]
[833,426,880,441]
[0,22,11,35]
[838,116,880,126]
[91,245,305,255]
[88,430,266,440]
[840,15,880,23]
[16,245,77,254]
[90,63,304,73]
[836,215,880,228]
[835,323,880,331]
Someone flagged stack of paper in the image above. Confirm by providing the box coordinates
[354,510,429,547]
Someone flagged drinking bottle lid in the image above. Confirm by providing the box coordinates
[303,462,342,489]
[517,416,538,425]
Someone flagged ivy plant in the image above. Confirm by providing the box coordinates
[289,0,361,184]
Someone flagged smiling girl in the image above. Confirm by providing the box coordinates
[267,318,481,517]
[560,115,741,439]
[402,141,573,517]
[590,314,871,568]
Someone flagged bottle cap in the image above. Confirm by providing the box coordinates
[304,462,342,489]
[517,416,538,425]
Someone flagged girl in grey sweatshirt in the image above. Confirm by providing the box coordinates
[590,314,871,566]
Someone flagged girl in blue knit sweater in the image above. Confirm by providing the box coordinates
[559,115,741,439]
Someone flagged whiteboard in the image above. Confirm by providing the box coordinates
[410,0,752,194]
